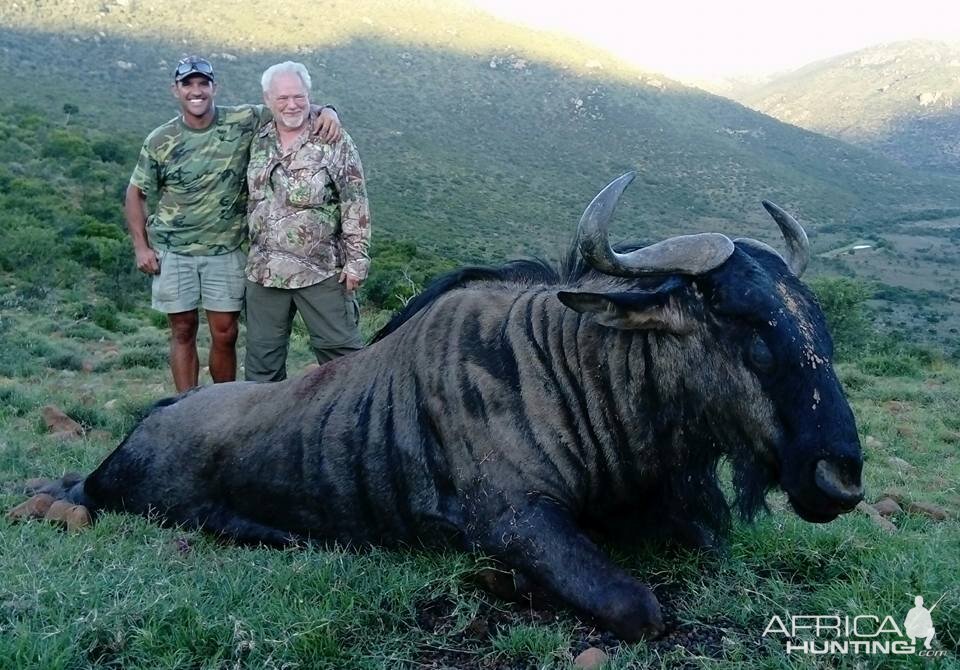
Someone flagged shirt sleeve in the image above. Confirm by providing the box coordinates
[330,131,371,280]
[226,104,273,127]
[129,139,160,196]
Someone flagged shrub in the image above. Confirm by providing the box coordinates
[45,350,86,371]
[808,276,872,361]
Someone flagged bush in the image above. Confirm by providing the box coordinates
[111,346,168,370]
[808,276,872,361]
[45,350,86,371]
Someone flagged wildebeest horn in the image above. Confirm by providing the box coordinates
[814,459,864,505]
[577,172,735,276]
[736,201,810,277]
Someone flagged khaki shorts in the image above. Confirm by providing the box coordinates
[151,248,246,314]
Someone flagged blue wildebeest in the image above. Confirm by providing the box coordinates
[10,173,863,640]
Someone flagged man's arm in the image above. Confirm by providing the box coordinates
[243,103,341,142]
[331,132,370,292]
[125,184,159,274]
[311,105,341,143]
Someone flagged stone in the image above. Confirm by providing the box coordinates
[49,430,82,441]
[43,500,91,532]
[574,647,609,669]
[6,493,55,521]
[863,435,883,448]
[40,405,83,436]
[895,425,914,438]
[856,501,896,532]
[871,498,902,516]
[883,400,909,414]
[63,505,92,532]
[23,478,54,494]
[878,488,909,505]
[906,502,948,521]
[104,399,119,410]
[887,456,915,471]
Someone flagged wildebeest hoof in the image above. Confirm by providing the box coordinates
[6,493,56,522]
[43,500,92,532]
[605,590,665,641]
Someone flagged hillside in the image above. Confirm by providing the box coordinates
[734,39,960,176]
[1,1,959,343]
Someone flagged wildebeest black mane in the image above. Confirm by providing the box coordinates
[371,240,654,343]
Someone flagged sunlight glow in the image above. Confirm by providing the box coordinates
[471,0,960,81]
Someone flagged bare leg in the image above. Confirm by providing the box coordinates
[206,310,240,383]
[168,310,200,391]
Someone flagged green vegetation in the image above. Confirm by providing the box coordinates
[0,2,957,667]
[1,293,958,668]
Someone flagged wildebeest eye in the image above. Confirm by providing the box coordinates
[748,334,775,372]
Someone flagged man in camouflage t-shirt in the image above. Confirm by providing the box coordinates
[125,56,341,392]
[244,61,370,382]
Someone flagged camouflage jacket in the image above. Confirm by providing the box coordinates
[246,119,371,289]
[130,105,269,256]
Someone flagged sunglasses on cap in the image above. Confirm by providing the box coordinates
[174,57,215,82]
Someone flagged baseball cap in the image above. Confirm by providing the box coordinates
[174,56,215,83]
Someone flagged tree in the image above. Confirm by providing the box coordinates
[62,103,79,126]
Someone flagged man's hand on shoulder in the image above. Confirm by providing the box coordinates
[312,107,342,143]
[135,246,160,275]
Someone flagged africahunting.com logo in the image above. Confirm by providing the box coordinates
[762,594,948,657]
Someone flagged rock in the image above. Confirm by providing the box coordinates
[895,425,914,438]
[304,363,321,372]
[907,502,948,521]
[49,430,82,441]
[863,435,883,448]
[40,405,83,436]
[883,400,910,414]
[6,493,55,521]
[79,392,96,405]
[43,500,91,532]
[104,399,119,410]
[878,488,909,505]
[887,456,915,471]
[23,478,54,494]
[940,431,960,444]
[169,537,192,556]
[63,505,92,532]
[871,498,903,516]
[856,501,896,532]
[574,647,608,669]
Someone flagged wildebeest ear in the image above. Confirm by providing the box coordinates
[557,279,692,332]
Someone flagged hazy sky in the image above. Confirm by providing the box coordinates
[472,0,960,81]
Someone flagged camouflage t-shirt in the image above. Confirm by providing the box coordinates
[129,105,270,256]
[246,120,371,289]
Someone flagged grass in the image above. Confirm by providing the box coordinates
[0,290,957,669]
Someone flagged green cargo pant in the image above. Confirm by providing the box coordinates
[244,276,363,382]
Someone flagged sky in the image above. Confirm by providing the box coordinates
[471,0,960,82]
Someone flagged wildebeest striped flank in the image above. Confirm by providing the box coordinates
[10,173,863,641]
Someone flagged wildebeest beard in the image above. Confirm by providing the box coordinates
[10,173,862,644]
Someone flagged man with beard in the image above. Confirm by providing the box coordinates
[243,61,370,381]
[125,56,342,392]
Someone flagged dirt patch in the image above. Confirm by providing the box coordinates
[412,585,753,668]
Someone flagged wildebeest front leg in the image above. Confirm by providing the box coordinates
[482,497,664,641]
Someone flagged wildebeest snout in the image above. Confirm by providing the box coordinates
[814,458,864,509]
